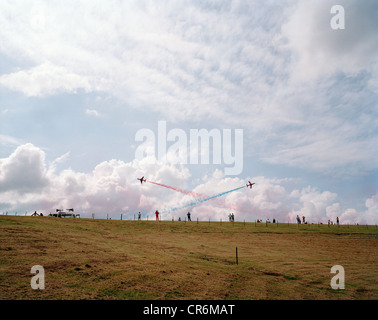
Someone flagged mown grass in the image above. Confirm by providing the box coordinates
[0,216,377,300]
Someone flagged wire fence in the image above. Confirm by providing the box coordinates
[2,210,376,230]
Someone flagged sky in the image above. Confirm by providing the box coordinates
[0,0,377,223]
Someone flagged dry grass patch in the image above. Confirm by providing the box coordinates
[1,216,377,300]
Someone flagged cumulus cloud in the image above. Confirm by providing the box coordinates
[0,144,376,223]
[0,61,92,96]
[0,143,49,193]
[0,0,376,210]
[0,144,190,218]
[289,186,338,222]
[364,191,378,224]
[289,187,378,225]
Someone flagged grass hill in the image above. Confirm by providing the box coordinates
[0,216,377,300]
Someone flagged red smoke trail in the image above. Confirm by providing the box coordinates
[147,181,208,200]
[147,180,245,212]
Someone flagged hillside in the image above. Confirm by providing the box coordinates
[0,216,377,300]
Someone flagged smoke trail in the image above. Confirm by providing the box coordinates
[162,185,246,214]
[147,180,247,212]
[147,180,207,200]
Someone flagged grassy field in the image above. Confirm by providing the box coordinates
[0,216,377,300]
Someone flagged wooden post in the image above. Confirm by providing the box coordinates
[236,247,238,265]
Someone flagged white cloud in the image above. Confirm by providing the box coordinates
[0,0,376,176]
[281,0,378,82]
[289,187,378,225]
[0,61,92,96]
[0,143,376,223]
[0,143,49,193]
[364,191,378,224]
[85,109,100,117]
[289,186,338,222]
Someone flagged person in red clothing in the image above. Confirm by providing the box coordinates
[155,210,159,221]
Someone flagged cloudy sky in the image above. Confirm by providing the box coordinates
[0,0,377,223]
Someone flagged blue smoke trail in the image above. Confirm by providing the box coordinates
[162,185,246,214]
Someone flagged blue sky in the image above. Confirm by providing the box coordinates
[0,0,377,223]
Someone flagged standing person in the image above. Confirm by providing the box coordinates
[187,212,191,221]
[155,210,159,221]
[296,215,301,224]
[302,216,305,224]
[138,212,141,220]
[336,217,339,225]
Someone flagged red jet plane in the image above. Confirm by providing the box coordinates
[246,181,255,189]
[137,176,146,184]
